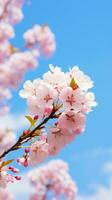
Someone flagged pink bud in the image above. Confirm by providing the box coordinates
[9,166,14,170]
[55,122,58,126]
[24,160,28,167]
[25,148,30,153]
[17,157,25,164]
[15,176,21,180]
[33,115,39,120]
[23,130,30,135]
[12,168,19,173]
[17,158,21,163]
[44,107,52,116]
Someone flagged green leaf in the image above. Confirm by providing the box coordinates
[25,115,36,126]
[1,159,13,168]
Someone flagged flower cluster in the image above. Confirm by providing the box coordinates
[0,1,56,115]
[28,159,77,200]
[19,65,97,165]
[0,0,24,25]
[24,25,56,57]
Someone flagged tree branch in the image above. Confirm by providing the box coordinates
[0,109,56,159]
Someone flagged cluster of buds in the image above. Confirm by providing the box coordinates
[17,148,30,167]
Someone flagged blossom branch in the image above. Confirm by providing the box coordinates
[0,65,97,188]
[0,107,57,159]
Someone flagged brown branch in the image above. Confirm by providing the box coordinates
[0,109,56,160]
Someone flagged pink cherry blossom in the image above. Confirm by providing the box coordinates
[24,25,56,56]
[21,81,58,117]
[59,87,86,113]
[29,140,49,166]
[19,80,36,98]
[47,127,75,155]
[28,159,77,200]
[84,92,98,112]
[34,82,58,108]
[0,22,14,41]
[58,111,86,134]
[68,66,93,91]
[43,64,69,92]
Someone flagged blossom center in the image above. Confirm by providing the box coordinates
[66,113,75,122]
[44,94,52,102]
[66,94,75,106]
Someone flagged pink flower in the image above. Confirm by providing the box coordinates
[35,82,58,107]
[24,25,56,56]
[43,64,69,92]
[19,80,36,98]
[59,87,86,113]
[25,82,58,117]
[28,160,77,200]
[47,127,75,155]
[58,110,86,134]
[29,140,49,166]
[0,22,14,41]
[68,66,93,91]
[84,92,98,112]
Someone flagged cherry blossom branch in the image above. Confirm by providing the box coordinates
[0,65,97,188]
[0,107,58,160]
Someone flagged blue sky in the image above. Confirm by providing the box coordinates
[7,0,112,198]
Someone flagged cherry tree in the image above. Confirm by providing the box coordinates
[0,0,97,199]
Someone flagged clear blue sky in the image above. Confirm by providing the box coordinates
[10,0,112,197]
